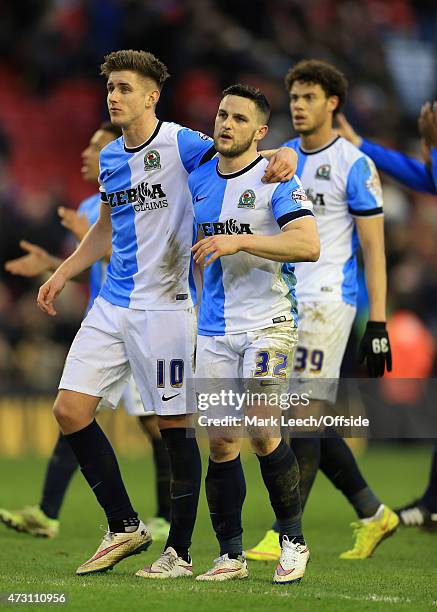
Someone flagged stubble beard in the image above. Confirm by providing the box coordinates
[215,132,256,158]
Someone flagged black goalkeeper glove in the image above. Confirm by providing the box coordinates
[358,321,392,378]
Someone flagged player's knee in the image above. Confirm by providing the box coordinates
[53,394,73,426]
[138,414,161,440]
[53,391,96,431]
[159,414,191,430]
[209,437,238,462]
[249,434,277,456]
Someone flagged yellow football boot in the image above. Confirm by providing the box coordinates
[340,505,399,560]
[0,505,59,538]
[246,529,281,562]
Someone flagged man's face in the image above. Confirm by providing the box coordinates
[289,81,337,136]
[106,70,158,128]
[213,95,267,158]
[81,129,115,182]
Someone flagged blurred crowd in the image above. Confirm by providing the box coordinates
[0,0,436,394]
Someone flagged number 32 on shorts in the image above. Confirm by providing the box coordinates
[254,351,288,378]
[294,347,324,374]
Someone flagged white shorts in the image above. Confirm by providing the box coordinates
[120,377,155,417]
[292,301,356,402]
[59,297,196,416]
[97,377,155,416]
[196,322,298,415]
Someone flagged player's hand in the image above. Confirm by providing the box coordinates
[262,147,297,183]
[335,114,362,147]
[37,271,67,316]
[358,321,392,377]
[418,101,437,149]
[191,235,242,267]
[58,206,90,241]
[4,240,52,277]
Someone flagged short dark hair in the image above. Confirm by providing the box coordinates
[221,84,271,123]
[284,60,348,115]
[100,49,170,89]
[99,121,122,138]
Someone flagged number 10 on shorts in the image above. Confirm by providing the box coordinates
[156,359,184,388]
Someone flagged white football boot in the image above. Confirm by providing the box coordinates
[136,547,193,579]
[196,554,248,582]
[273,536,309,584]
[76,520,152,575]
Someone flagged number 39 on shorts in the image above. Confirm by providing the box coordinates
[294,347,324,374]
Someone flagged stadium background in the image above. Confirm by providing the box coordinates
[0,0,436,454]
[0,3,436,610]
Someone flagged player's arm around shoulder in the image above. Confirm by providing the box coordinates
[260,146,298,183]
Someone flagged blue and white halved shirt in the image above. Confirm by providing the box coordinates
[189,155,314,336]
[283,135,384,306]
[98,121,214,309]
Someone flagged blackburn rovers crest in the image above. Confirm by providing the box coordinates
[238,189,256,209]
[144,149,161,171]
[315,164,331,180]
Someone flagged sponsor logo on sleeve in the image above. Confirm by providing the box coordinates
[291,187,308,203]
[365,158,383,203]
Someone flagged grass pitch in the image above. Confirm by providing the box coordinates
[0,443,436,611]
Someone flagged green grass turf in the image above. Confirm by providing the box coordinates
[0,444,436,611]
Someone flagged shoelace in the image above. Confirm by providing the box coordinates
[206,554,238,574]
[280,536,301,564]
[156,551,177,572]
[99,525,115,545]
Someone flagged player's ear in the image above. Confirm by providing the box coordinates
[145,89,160,109]
[254,125,268,143]
[327,95,339,114]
